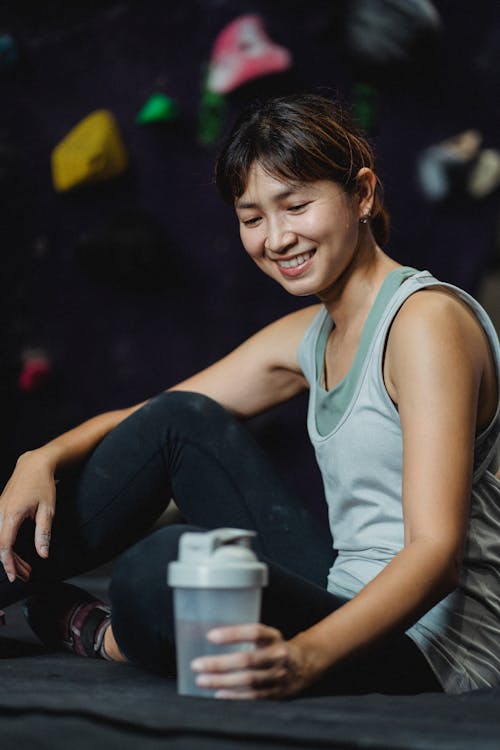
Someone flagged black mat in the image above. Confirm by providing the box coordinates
[3,653,500,750]
[2,583,500,750]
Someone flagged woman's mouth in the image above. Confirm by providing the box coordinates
[276,249,316,277]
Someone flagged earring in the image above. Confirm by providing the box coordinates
[360,212,371,224]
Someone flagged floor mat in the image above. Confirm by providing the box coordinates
[2,579,500,750]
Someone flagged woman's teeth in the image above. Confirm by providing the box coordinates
[278,251,313,269]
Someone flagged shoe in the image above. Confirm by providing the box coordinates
[22,582,111,658]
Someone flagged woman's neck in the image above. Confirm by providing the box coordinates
[319,241,400,334]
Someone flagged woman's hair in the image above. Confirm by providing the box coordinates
[215,93,390,246]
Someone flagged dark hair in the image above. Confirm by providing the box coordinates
[215,93,390,246]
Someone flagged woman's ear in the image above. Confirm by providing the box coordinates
[355,167,377,219]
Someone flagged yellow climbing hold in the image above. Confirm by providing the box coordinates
[51,110,129,192]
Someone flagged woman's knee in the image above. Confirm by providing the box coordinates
[133,391,243,465]
[141,390,231,429]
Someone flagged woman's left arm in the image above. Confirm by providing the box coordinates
[192,290,489,699]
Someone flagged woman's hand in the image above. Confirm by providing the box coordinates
[0,450,57,582]
[190,624,317,700]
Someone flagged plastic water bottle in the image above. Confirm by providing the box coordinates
[168,528,268,697]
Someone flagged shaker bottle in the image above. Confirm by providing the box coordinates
[167,527,268,697]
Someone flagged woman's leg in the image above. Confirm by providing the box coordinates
[109,524,442,695]
[2,392,333,608]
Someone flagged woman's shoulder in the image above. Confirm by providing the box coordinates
[384,284,495,408]
[391,284,488,342]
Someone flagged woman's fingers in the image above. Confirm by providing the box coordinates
[0,510,27,582]
[0,548,30,583]
[193,639,287,675]
[213,686,284,700]
[191,624,284,674]
[0,452,57,580]
[0,549,17,583]
[192,625,296,698]
[13,552,32,582]
[191,624,311,700]
[34,503,54,558]
[0,513,31,583]
[0,499,53,581]
[196,663,288,690]
[207,623,282,647]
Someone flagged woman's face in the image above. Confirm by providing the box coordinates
[235,162,365,299]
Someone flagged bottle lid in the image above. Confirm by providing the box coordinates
[167,528,268,589]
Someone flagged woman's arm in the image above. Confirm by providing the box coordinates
[169,304,319,417]
[192,290,492,698]
[0,404,148,581]
[0,305,319,582]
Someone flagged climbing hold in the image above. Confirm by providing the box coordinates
[206,14,292,94]
[352,82,379,134]
[467,149,500,200]
[51,110,129,192]
[197,85,227,146]
[0,33,19,70]
[136,93,179,124]
[416,131,500,202]
[417,130,482,202]
[18,349,52,393]
[345,0,442,71]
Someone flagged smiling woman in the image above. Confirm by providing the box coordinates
[216,95,391,303]
[233,166,368,297]
[1,93,499,700]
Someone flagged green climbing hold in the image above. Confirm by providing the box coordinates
[352,83,379,134]
[136,94,179,124]
[197,88,227,147]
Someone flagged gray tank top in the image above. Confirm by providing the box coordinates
[298,268,500,693]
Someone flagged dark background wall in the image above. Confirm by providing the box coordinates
[2,0,499,518]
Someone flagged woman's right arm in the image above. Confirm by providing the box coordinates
[0,305,319,582]
[0,403,149,581]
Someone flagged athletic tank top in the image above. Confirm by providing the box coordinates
[297,268,500,694]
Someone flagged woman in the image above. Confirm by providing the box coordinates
[1,93,499,698]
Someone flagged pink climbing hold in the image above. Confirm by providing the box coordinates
[18,351,52,393]
[206,14,292,95]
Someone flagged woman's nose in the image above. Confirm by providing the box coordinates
[264,222,296,255]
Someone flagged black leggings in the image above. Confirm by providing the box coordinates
[2,392,442,695]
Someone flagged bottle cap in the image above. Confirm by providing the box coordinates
[168,528,268,589]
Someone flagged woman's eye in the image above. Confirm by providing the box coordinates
[287,203,308,213]
[242,216,261,226]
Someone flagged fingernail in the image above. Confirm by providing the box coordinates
[7,573,15,583]
[40,546,49,557]
[191,658,204,671]
[195,674,210,686]
[207,629,223,642]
